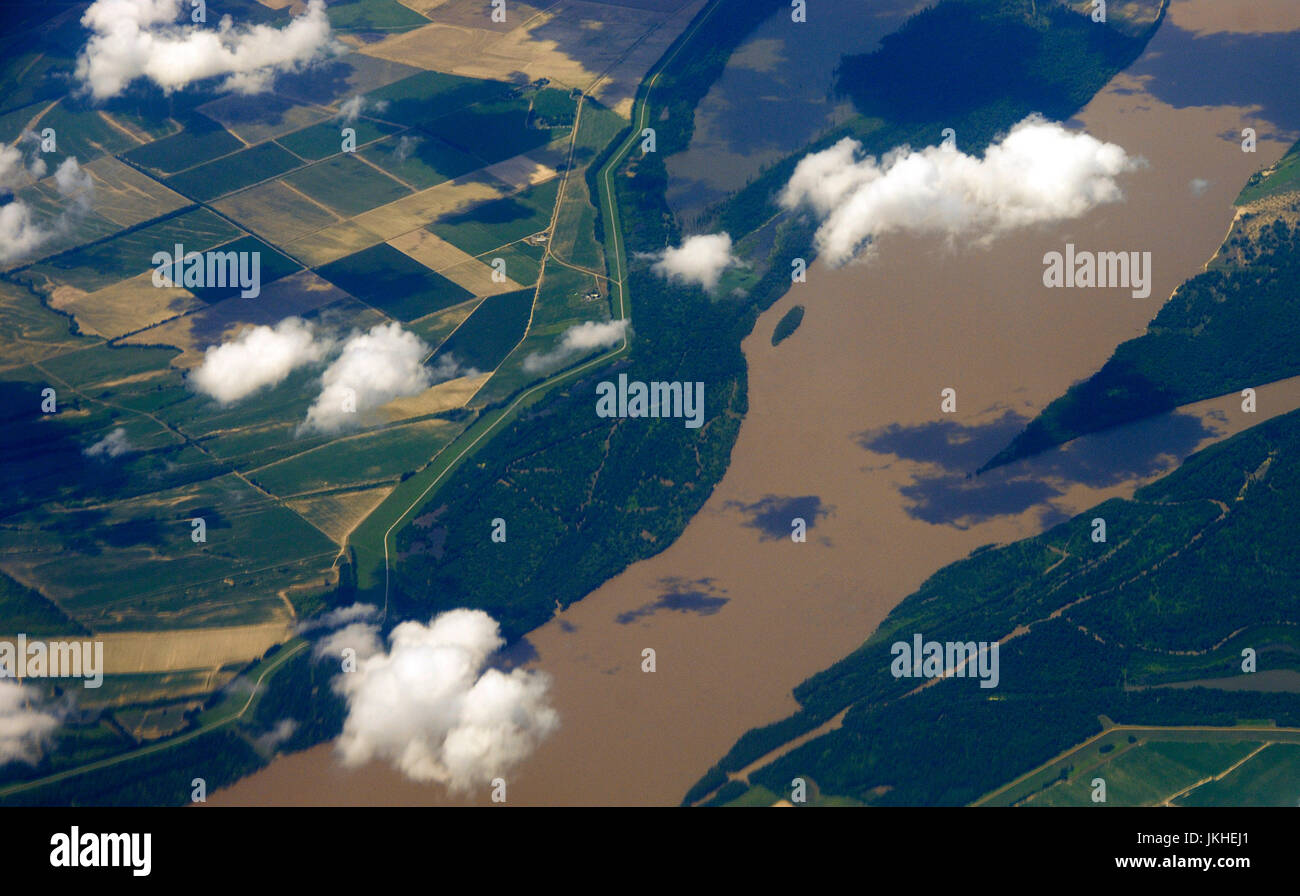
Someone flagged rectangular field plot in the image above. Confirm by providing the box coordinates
[122,113,244,176]
[212,180,342,246]
[276,117,401,161]
[388,229,524,294]
[248,418,466,496]
[285,484,396,545]
[186,236,303,303]
[164,141,302,201]
[325,0,430,33]
[425,99,567,166]
[428,175,560,256]
[429,286,533,373]
[53,272,201,341]
[1,474,337,632]
[359,132,482,189]
[351,174,508,241]
[26,207,241,292]
[82,156,190,229]
[281,153,413,216]
[197,92,332,145]
[284,219,387,267]
[363,69,514,130]
[1177,743,1300,807]
[315,242,474,321]
[270,53,423,107]
[1031,740,1267,807]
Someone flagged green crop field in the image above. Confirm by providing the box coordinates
[1178,743,1300,807]
[25,208,241,292]
[165,141,302,201]
[315,242,475,321]
[429,177,561,256]
[425,100,566,166]
[429,287,533,374]
[122,113,244,176]
[359,132,483,189]
[281,154,413,217]
[275,118,401,161]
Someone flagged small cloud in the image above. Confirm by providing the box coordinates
[392,134,420,163]
[522,318,628,372]
[0,681,60,766]
[190,317,332,405]
[1189,177,1212,196]
[85,427,131,459]
[337,94,389,126]
[647,233,737,291]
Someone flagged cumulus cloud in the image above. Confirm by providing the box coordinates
[85,426,131,458]
[302,322,432,433]
[190,317,331,405]
[76,0,338,101]
[328,609,558,792]
[522,318,628,372]
[0,681,60,766]
[648,233,737,291]
[780,114,1141,266]
[0,156,95,265]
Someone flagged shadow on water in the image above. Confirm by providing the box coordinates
[1131,24,1300,132]
[615,577,729,625]
[726,494,831,540]
[859,407,1218,528]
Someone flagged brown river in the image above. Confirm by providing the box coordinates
[212,0,1300,805]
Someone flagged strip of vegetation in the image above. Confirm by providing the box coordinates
[690,407,1300,805]
[983,214,1300,471]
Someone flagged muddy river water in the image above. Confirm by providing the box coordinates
[213,0,1300,805]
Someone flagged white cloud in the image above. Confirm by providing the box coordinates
[0,157,95,265]
[0,681,60,766]
[337,94,389,126]
[522,318,628,372]
[76,0,338,101]
[252,718,297,753]
[0,138,47,191]
[329,609,558,792]
[1189,177,1212,196]
[648,233,736,291]
[426,352,477,383]
[190,317,331,405]
[300,602,381,636]
[392,134,419,164]
[302,322,432,433]
[85,426,131,458]
[780,114,1141,266]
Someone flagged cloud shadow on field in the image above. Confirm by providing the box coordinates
[727,494,831,540]
[615,577,728,625]
[860,408,1218,528]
